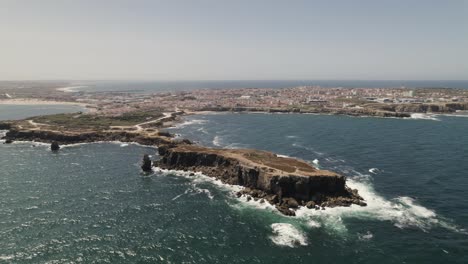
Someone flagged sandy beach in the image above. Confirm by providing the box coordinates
[0,98,88,107]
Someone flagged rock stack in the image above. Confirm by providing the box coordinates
[51,141,60,151]
[141,154,152,172]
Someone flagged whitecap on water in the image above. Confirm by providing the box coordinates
[296,174,464,235]
[212,135,222,147]
[175,119,208,128]
[409,113,440,121]
[358,231,373,241]
[0,255,15,261]
[155,166,465,236]
[194,187,214,200]
[269,223,308,247]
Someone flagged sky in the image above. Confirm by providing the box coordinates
[0,0,467,81]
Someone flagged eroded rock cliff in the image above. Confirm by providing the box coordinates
[155,144,365,215]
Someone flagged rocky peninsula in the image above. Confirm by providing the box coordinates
[0,109,366,216]
[155,144,365,215]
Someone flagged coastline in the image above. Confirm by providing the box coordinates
[0,98,88,107]
[0,109,366,216]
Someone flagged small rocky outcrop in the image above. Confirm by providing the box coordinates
[0,122,12,130]
[50,141,60,151]
[4,139,13,144]
[155,144,365,216]
[141,154,153,172]
[51,141,60,151]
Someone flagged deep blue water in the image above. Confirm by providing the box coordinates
[0,104,85,121]
[1,109,468,263]
[71,80,468,93]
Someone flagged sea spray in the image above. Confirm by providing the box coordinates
[270,223,308,247]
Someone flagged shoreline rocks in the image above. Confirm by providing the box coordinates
[155,144,366,215]
[141,154,152,172]
[51,141,60,151]
[4,129,173,146]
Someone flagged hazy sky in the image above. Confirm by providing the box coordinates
[1,0,467,80]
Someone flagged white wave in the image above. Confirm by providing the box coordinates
[307,220,321,228]
[196,127,208,134]
[154,167,243,193]
[270,223,308,247]
[157,166,465,235]
[235,194,277,211]
[154,167,282,213]
[312,159,319,165]
[292,143,325,156]
[172,193,184,201]
[58,141,157,149]
[409,113,440,121]
[358,231,373,241]
[212,135,222,147]
[0,255,14,260]
[368,168,379,174]
[194,187,214,200]
[277,154,291,158]
[120,143,129,147]
[175,119,208,128]
[286,135,298,139]
[295,174,464,234]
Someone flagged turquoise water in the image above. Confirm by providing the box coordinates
[71,80,468,93]
[0,104,85,121]
[1,111,468,263]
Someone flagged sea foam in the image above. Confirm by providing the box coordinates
[269,223,308,247]
[409,113,440,121]
[295,173,465,235]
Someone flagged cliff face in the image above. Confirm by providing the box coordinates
[156,144,365,215]
[369,102,468,113]
[5,128,172,146]
[0,122,12,130]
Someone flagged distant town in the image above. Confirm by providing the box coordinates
[1,81,468,118]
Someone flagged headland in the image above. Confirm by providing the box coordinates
[0,108,365,216]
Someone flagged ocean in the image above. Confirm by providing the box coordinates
[68,80,468,93]
[1,109,468,263]
[0,104,86,121]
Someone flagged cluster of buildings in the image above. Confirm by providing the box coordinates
[68,86,468,115]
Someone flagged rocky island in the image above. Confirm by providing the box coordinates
[0,108,366,216]
[155,144,365,215]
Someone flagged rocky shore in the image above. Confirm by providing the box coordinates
[0,111,366,216]
[197,106,411,118]
[197,102,468,118]
[3,128,174,146]
[155,144,365,216]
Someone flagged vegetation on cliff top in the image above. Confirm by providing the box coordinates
[31,110,164,130]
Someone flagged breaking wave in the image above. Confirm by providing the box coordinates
[409,113,440,121]
[269,223,308,247]
[175,119,208,128]
[295,173,465,235]
[155,161,465,237]
[212,135,222,147]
